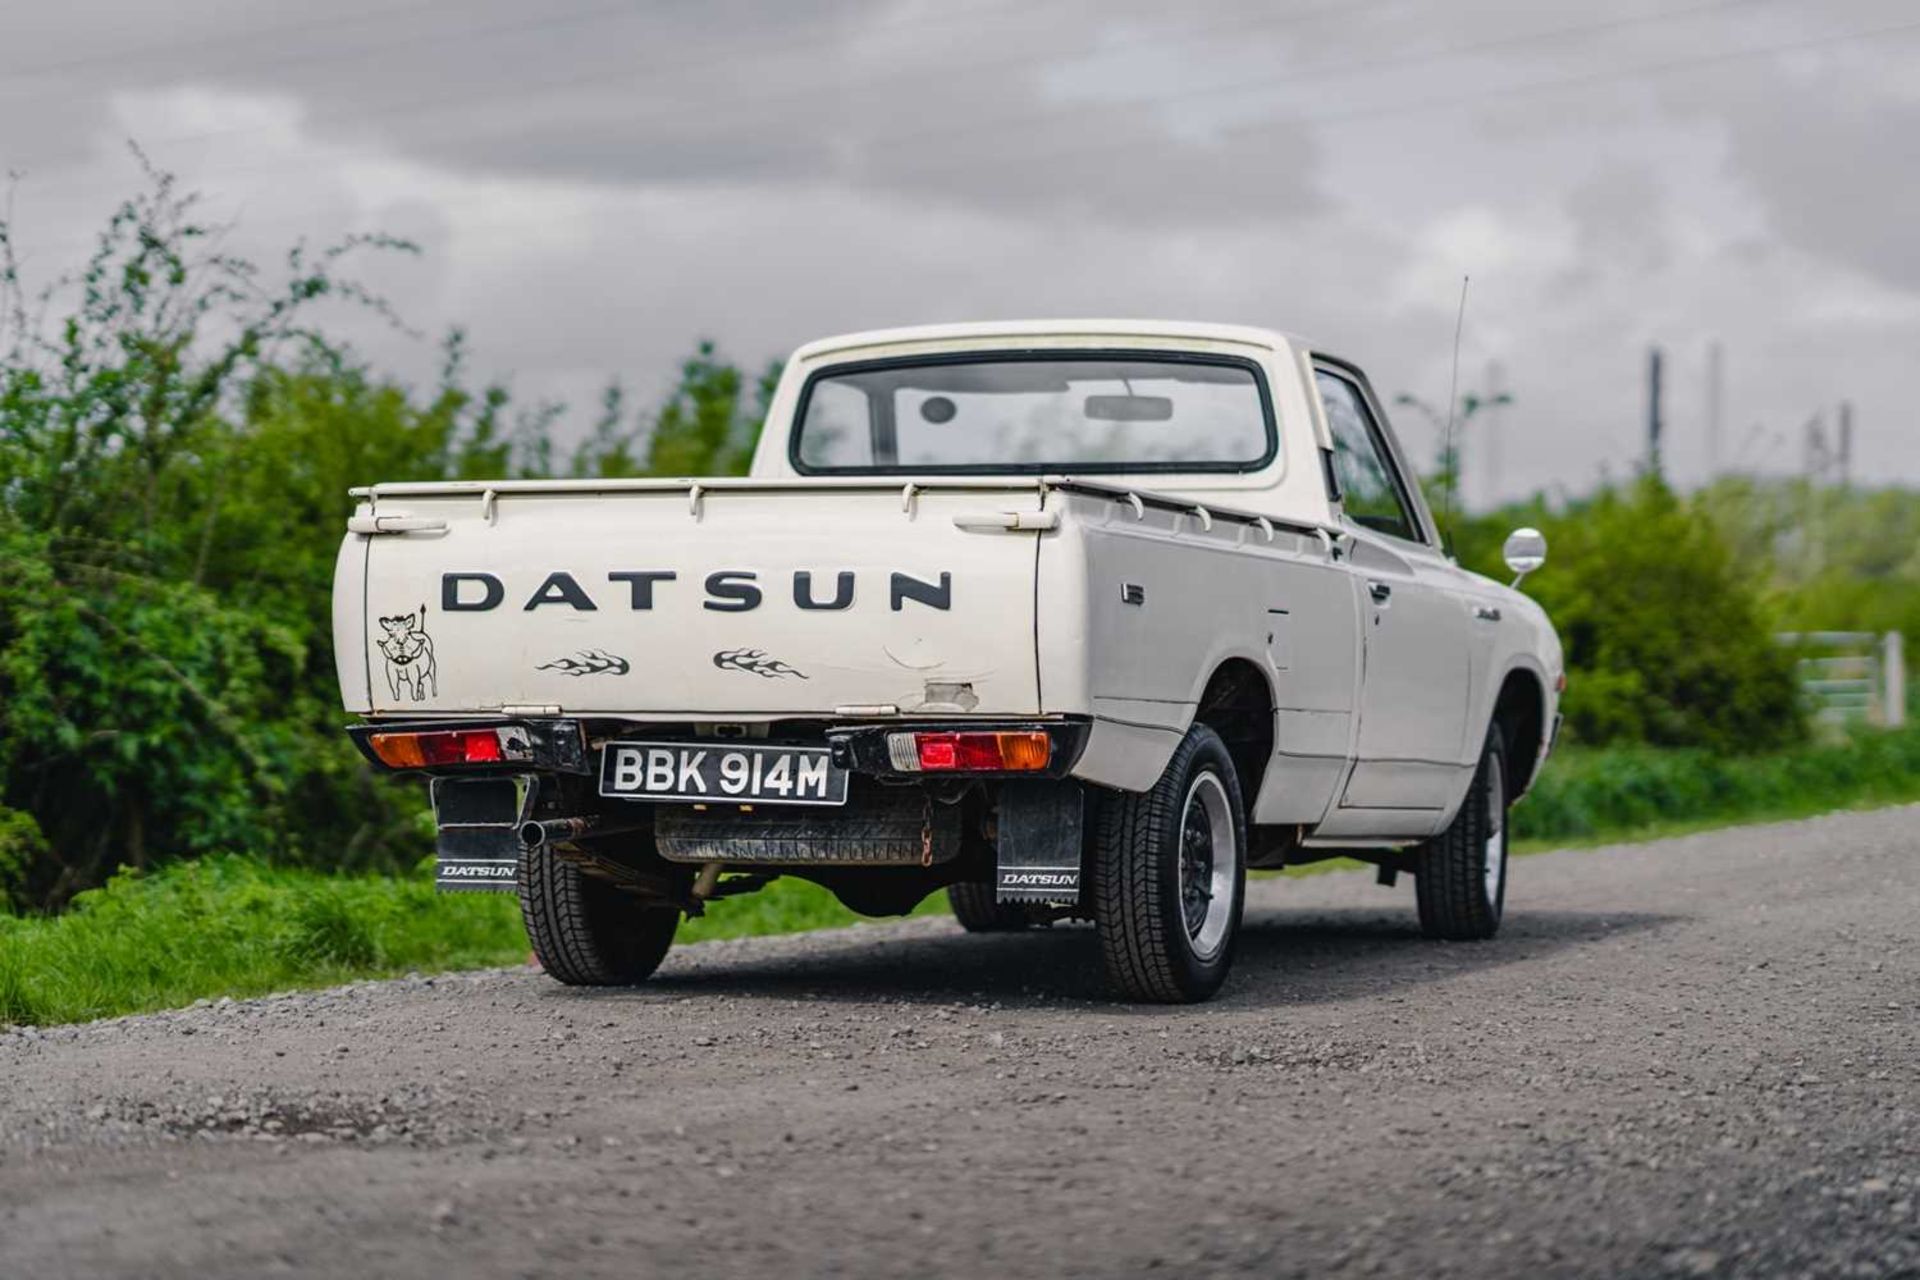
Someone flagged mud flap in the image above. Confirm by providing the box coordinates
[995,778,1083,905]
[431,775,537,892]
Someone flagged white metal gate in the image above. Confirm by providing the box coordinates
[1776,631,1907,728]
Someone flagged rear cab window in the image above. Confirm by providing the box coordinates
[791,352,1277,475]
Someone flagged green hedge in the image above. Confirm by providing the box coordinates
[1514,725,1920,841]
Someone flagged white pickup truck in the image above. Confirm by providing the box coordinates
[335,320,1562,1002]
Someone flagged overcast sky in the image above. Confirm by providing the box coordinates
[4,0,1917,505]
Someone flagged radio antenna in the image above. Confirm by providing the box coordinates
[1439,274,1470,557]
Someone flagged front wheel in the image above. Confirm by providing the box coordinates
[1091,725,1247,1003]
[519,842,679,985]
[1416,724,1510,941]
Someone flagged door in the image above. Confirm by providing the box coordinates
[1314,369,1473,813]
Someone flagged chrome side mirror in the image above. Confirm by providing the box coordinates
[1503,527,1547,587]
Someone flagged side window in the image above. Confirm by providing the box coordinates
[1314,370,1422,544]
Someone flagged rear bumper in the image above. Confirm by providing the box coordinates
[348,715,1091,782]
[384,716,1096,898]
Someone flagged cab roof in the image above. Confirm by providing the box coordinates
[790,318,1311,364]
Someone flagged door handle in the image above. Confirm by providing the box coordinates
[1367,580,1392,604]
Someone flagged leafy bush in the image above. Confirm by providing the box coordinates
[0,805,48,909]
[1457,477,1804,751]
[1701,476,1920,670]
[0,523,325,904]
[0,163,775,910]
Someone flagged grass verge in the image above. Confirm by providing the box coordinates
[0,858,919,1028]
[5,726,1917,1028]
[1510,724,1920,843]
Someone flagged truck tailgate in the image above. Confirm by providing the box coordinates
[342,484,1042,718]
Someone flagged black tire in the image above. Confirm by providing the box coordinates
[518,841,679,986]
[1416,724,1510,941]
[948,881,1030,933]
[1091,724,1247,1003]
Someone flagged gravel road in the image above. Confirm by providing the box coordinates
[3,806,1916,1279]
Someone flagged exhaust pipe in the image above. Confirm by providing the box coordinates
[518,816,646,850]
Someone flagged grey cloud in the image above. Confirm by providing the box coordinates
[1716,82,1920,292]
[3,0,1330,227]
[2,0,1918,499]
[1552,160,1672,298]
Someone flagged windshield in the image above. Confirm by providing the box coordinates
[791,353,1275,474]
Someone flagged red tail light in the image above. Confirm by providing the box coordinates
[368,727,513,769]
[890,731,1051,773]
[917,734,960,770]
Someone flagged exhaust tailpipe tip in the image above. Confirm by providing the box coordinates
[520,817,594,849]
[520,816,642,850]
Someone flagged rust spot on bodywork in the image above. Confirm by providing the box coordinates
[914,681,980,712]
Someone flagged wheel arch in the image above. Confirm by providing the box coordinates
[1489,666,1549,800]
[1191,657,1276,804]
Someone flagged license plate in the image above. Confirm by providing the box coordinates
[599,741,849,806]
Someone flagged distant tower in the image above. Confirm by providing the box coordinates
[1837,400,1854,486]
[1646,346,1664,476]
[1803,412,1828,480]
[1706,340,1724,480]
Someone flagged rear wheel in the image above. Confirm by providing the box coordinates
[1091,725,1246,1003]
[519,842,679,985]
[1416,725,1510,941]
[948,881,1031,932]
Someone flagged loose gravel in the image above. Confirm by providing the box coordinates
[2,805,1916,1279]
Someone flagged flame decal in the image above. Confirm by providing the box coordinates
[712,648,809,680]
[536,649,631,677]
